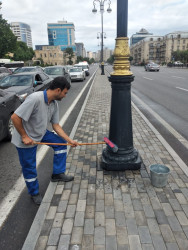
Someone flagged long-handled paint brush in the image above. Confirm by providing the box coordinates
[34,137,118,152]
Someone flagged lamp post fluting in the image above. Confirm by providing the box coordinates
[101,0,142,171]
[92,0,112,75]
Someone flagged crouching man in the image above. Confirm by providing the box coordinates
[11,76,78,205]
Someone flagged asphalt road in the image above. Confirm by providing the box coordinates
[131,65,188,140]
[0,65,97,250]
[106,65,188,165]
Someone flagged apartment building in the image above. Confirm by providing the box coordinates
[10,22,33,48]
[130,31,188,64]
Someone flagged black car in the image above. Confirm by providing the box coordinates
[0,67,12,80]
[13,66,44,74]
[44,66,71,84]
[0,90,21,141]
[0,72,52,102]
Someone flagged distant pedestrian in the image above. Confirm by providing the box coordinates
[11,77,78,205]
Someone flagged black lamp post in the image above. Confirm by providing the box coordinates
[92,0,112,75]
[97,32,106,63]
[102,0,142,171]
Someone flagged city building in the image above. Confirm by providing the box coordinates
[10,22,33,48]
[103,47,113,61]
[130,28,153,46]
[75,43,84,57]
[34,45,77,66]
[87,51,93,59]
[130,31,188,64]
[47,20,76,52]
[92,52,97,61]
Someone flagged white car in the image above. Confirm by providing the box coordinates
[69,67,86,81]
[174,61,183,66]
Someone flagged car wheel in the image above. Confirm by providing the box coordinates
[5,115,14,141]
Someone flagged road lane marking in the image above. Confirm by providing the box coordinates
[0,69,98,229]
[172,76,185,79]
[132,93,188,176]
[132,93,188,151]
[176,87,188,92]
[143,77,153,81]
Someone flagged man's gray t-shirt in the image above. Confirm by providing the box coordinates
[11,90,59,148]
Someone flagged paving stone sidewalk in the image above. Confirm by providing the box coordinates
[34,69,188,250]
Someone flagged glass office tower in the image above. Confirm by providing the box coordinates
[47,20,76,52]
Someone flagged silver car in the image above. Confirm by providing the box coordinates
[44,65,71,84]
[145,63,160,72]
[69,67,86,81]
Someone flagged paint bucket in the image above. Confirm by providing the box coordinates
[149,164,170,188]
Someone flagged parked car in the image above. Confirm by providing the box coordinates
[0,67,12,80]
[13,66,44,74]
[0,89,21,141]
[65,65,73,72]
[174,61,183,66]
[69,67,86,81]
[145,63,160,72]
[0,72,52,102]
[74,64,90,76]
[44,66,71,84]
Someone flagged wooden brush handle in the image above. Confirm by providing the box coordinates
[34,141,106,146]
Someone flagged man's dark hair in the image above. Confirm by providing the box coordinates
[49,76,71,90]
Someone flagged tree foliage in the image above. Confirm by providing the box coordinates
[64,47,74,65]
[107,55,114,64]
[0,2,17,58]
[172,50,188,63]
[13,41,35,61]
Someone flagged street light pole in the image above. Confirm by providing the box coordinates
[101,10,104,71]
[97,31,106,64]
[92,0,112,75]
[102,0,142,171]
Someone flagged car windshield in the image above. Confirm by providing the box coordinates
[44,67,63,75]
[150,64,158,66]
[14,67,36,73]
[70,68,82,72]
[81,65,88,69]
[0,75,33,87]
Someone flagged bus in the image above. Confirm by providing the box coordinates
[0,59,24,68]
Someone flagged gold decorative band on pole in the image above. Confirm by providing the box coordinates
[111,37,133,76]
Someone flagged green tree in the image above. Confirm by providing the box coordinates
[0,2,17,58]
[107,55,114,64]
[172,50,188,64]
[89,58,95,64]
[64,47,74,65]
[13,41,35,61]
[77,56,84,63]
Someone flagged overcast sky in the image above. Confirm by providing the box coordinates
[1,0,188,52]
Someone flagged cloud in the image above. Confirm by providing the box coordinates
[1,0,188,52]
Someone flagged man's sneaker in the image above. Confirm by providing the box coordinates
[31,193,42,205]
[51,173,74,182]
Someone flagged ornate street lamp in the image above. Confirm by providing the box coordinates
[101,0,142,171]
[92,0,112,75]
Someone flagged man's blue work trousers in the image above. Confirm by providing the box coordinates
[16,130,67,196]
